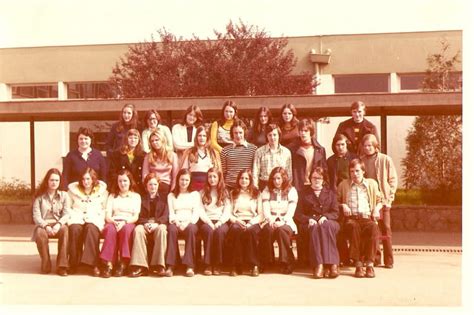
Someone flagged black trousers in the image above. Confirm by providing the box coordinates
[166,223,198,268]
[199,222,229,266]
[259,224,294,266]
[226,223,261,267]
[69,223,101,268]
[377,206,394,265]
[308,220,340,267]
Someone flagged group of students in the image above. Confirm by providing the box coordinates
[32,100,398,279]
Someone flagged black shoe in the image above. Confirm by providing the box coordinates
[57,267,68,277]
[101,262,113,278]
[113,261,126,277]
[329,264,339,278]
[129,267,147,278]
[385,263,394,269]
[313,264,324,279]
[280,264,293,275]
[41,259,52,274]
[365,266,375,278]
[229,268,237,277]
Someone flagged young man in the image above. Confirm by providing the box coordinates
[334,101,379,155]
[360,134,398,268]
[252,124,292,191]
[327,133,359,192]
[337,159,382,278]
[220,120,258,190]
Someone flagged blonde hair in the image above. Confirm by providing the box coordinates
[147,130,174,165]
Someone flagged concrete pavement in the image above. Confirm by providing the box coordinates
[0,225,463,307]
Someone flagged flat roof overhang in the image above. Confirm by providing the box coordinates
[0,92,462,122]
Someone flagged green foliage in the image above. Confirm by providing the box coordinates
[0,178,32,201]
[110,20,315,98]
[402,39,462,198]
[394,189,461,206]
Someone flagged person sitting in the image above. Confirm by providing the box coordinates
[129,172,169,277]
[31,168,70,276]
[295,167,340,279]
[337,159,382,278]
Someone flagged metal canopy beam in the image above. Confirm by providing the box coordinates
[0,92,462,122]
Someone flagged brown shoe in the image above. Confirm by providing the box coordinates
[113,261,126,277]
[354,266,365,278]
[365,266,375,278]
[101,262,113,278]
[323,266,330,278]
[203,266,212,276]
[57,267,68,277]
[164,267,174,277]
[313,264,324,279]
[212,267,221,276]
[92,266,101,277]
[185,267,195,277]
[229,268,237,277]
[329,264,339,278]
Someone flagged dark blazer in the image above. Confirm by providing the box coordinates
[62,148,107,188]
[291,137,328,191]
[335,118,379,154]
[105,122,143,157]
[327,152,359,192]
[137,194,169,225]
[108,150,144,191]
[295,186,339,225]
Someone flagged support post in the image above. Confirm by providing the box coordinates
[30,119,36,196]
[381,112,387,154]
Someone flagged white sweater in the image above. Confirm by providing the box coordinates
[167,191,202,224]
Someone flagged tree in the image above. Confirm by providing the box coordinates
[402,39,462,201]
[109,20,315,98]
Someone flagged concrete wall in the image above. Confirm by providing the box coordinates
[1,202,461,233]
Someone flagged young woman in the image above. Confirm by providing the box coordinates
[62,127,107,187]
[226,169,263,277]
[248,106,272,147]
[172,105,203,157]
[179,126,221,191]
[105,103,141,157]
[99,169,141,278]
[129,172,169,277]
[67,167,108,276]
[142,130,179,200]
[141,109,173,153]
[108,128,145,194]
[295,167,340,279]
[210,100,238,153]
[279,103,300,152]
[199,167,231,276]
[165,169,202,277]
[32,168,70,276]
[260,167,298,274]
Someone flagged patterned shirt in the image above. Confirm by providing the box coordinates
[348,179,371,218]
[252,144,292,187]
[220,141,257,188]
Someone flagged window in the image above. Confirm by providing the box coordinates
[67,82,115,99]
[12,84,58,99]
[400,72,462,92]
[334,74,389,93]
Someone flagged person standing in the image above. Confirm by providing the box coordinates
[334,101,379,155]
[327,133,358,192]
[210,100,238,153]
[141,109,173,153]
[105,103,141,157]
[279,104,300,152]
[32,169,70,276]
[248,106,273,147]
[338,159,382,278]
[252,124,292,191]
[172,105,203,158]
[361,133,398,268]
[220,120,257,190]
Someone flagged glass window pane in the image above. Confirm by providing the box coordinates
[67,82,115,99]
[11,85,58,99]
[334,74,389,93]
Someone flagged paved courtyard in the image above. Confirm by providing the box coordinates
[0,225,466,311]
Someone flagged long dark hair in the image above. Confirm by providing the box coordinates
[279,103,298,128]
[182,126,221,169]
[231,169,259,201]
[182,105,203,127]
[202,167,228,207]
[219,100,238,125]
[171,168,192,198]
[254,106,273,134]
[110,169,137,196]
[267,167,292,196]
[117,103,139,132]
[35,168,63,198]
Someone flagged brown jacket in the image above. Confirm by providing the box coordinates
[361,152,398,207]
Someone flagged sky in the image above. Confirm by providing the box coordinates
[0,0,470,48]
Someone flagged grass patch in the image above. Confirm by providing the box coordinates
[394,189,461,206]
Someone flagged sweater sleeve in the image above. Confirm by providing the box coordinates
[167,193,176,223]
[219,198,231,224]
[386,155,398,205]
[283,187,298,223]
[252,149,261,189]
[172,124,194,151]
[261,189,271,222]
[170,152,179,190]
[210,121,222,153]
[191,191,203,224]
[32,197,47,228]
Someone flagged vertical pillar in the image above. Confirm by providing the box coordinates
[389,73,399,93]
[30,120,36,195]
[58,81,67,100]
[381,112,387,154]
[0,83,11,101]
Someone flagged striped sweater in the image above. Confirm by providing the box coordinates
[220,142,257,188]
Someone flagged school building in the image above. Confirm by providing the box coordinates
[0,30,462,187]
